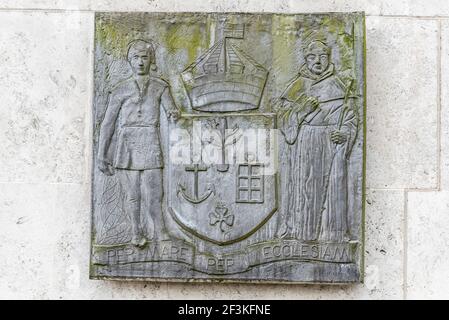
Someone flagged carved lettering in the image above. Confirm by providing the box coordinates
[256,241,354,263]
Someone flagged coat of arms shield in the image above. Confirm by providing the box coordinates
[168,114,278,245]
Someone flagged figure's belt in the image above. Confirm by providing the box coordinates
[318,96,345,103]
[287,96,356,104]
[122,124,159,128]
[302,123,337,127]
[285,96,346,104]
[319,95,359,103]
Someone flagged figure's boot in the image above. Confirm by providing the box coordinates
[131,234,141,246]
[131,233,148,247]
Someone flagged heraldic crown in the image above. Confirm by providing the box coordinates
[181,23,268,112]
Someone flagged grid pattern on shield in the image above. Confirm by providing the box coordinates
[236,163,264,203]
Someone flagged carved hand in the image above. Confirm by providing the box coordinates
[305,96,319,112]
[98,159,115,176]
[271,98,284,113]
[293,95,319,115]
[330,130,348,144]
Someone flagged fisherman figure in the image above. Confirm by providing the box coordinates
[98,39,180,247]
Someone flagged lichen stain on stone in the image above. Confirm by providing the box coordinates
[163,22,206,65]
[320,16,356,80]
[96,21,129,59]
[271,15,298,77]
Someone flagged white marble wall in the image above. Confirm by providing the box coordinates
[0,0,447,299]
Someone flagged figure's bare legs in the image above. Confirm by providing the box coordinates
[142,169,164,240]
[119,170,147,247]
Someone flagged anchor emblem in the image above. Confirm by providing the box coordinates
[177,163,215,204]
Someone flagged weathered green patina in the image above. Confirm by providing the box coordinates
[91,12,366,283]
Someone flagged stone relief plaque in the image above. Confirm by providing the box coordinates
[90,12,366,283]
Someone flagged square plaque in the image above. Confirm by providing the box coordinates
[90,12,366,283]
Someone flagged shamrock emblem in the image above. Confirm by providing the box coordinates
[209,202,234,232]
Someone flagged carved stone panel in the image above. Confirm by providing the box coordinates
[90,12,366,283]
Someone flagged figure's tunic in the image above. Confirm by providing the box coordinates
[278,64,358,242]
[98,76,177,170]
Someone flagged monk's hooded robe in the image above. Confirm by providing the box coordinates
[277,63,358,242]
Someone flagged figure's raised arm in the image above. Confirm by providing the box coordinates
[277,95,319,145]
